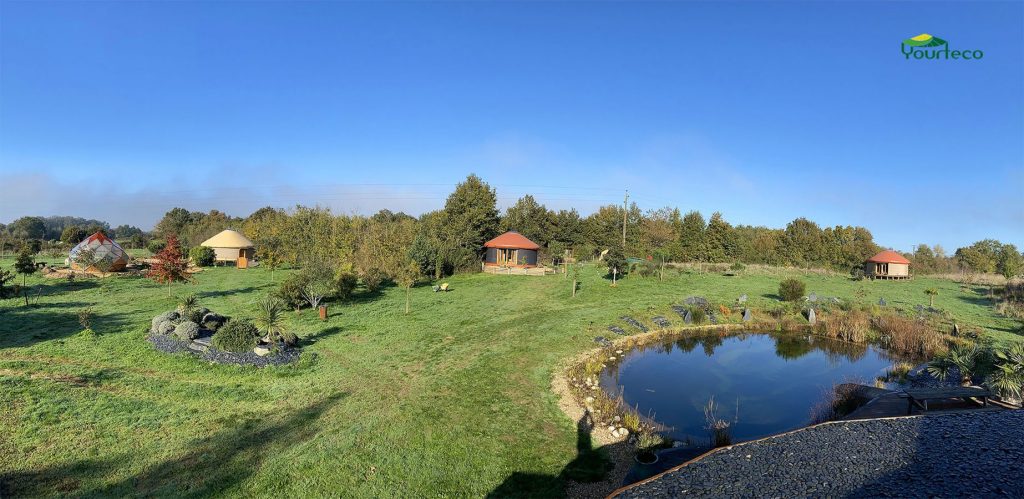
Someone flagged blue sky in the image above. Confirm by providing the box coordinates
[1,1,1021,251]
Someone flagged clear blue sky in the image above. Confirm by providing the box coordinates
[1,1,1021,251]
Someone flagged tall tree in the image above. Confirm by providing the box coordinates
[501,195,553,249]
[441,174,499,268]
[703,212,738,263]
[997,243,1022,279]
[678,211,706,262]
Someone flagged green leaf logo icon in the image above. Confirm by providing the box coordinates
[903,33,947,47]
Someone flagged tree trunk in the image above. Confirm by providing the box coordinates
[572,279,577,297]
[405,286,411,314]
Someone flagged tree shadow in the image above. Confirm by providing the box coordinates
[0,303,132,348]
[487,410,622,498]
[0,392,348,497]
[302,326,343,345]
[197,285,270,300]
[762,293,782,301]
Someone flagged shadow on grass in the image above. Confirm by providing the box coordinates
[0,303,132,348]
[197,285,271,300]
[0,392,347,497]
[487,410,620,498]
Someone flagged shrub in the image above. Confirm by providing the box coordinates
[850,268,866,281]
[189,246,216,267]
[201,312,228,331]
[147,239,166,254]
[173,321,200,341]
[605,248,627,279]
[151,311,180,334]
[779,278,806,302]
[276,273,309,311]
[211,318,260,353]
[335,271,358,302]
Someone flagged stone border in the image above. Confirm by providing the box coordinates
[147,334,302,367]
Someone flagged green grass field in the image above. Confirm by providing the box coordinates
[1,260,1020,497]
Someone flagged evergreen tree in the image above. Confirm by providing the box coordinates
[441,174,499,267]
[678,211,706,262]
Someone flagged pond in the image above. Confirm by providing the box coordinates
[601,331,901,445]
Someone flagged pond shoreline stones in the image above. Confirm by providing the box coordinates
[608,326,627,336]
[615,411,1024,498]
[621,317,648,333]
[652,316,671,328]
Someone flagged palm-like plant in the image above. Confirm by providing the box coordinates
[255,295,287,344]
[927,344,982,386]
[177,293,200,320]
[988,344,1024,403]
[924,288,938,307]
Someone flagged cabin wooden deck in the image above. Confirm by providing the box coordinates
[481,265,554,276]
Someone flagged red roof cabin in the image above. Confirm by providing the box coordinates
[483,231,540,269]
[865,250,911,280]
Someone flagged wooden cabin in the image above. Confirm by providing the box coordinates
[483,231,540,268]
[865,250,911,280]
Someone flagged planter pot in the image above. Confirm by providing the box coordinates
[318,305,328,321]
[634,453,658,465]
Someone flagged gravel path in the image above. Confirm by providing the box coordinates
[615,411,1024,498]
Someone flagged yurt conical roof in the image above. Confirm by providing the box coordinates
[69,232,129,272]
[200,229,254,249]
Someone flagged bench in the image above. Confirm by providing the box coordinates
[904,386,990,414]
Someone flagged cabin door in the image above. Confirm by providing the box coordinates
[498,249,518,266]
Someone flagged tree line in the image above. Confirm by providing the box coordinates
[2,174,1020,280]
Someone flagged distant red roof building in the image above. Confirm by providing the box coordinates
[483,231,540,250]
[866,250,911,265]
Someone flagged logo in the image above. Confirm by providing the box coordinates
[901,33,983,60]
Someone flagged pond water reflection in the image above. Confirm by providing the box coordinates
[600,332,899,444]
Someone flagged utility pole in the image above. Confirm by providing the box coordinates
[622,189,628,250]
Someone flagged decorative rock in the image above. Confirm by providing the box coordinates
[253,346,271,357]
[621,316,649,332]
[738,294,748,303]
[585,396,594,403]
[684,296,710,308]
[807,308,816,325]
[742,308,752,322]
[879,297,887,306]
[808,292,818,303]
[652,316,672,328]
[709,312,717,325]
[608,326,628,336]
[594,336,613,347]
[173,321,200,341]
[672,305,688,319]
[952,323,960,336]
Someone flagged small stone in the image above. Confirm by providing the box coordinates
[585,396,595,403]
[254,346,271,357]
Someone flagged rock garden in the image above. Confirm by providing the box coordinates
[147,294,302,367]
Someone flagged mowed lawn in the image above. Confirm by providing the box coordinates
[1,261,1021,497]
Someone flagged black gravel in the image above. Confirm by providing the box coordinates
[621,316,649,332]
[615,411,1024,498]
[608,326,628,336]
[147,334,302,367]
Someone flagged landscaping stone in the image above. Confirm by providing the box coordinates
[684,310,693,324]
[621,317,648,332]
[652,316,671,328]
[594,336,613,347]
[807,308,816,325]
[615,411,1024,498]
[671,305,688,319]
[683,296,709,308]
[254,346,271,357]
[737,294,747,303]
[173,321,200,341]
[708,312,717,325]
[742,308,752,322]
[808,292,817,302]
[879,297,887,306]
[608,326,627,336]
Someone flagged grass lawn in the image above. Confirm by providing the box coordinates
[1,261,1021,497]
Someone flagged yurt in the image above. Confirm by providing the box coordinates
[69,232,129,272]
[200,229,255,268]
[483,231,541,268]
[865,250,911,280]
